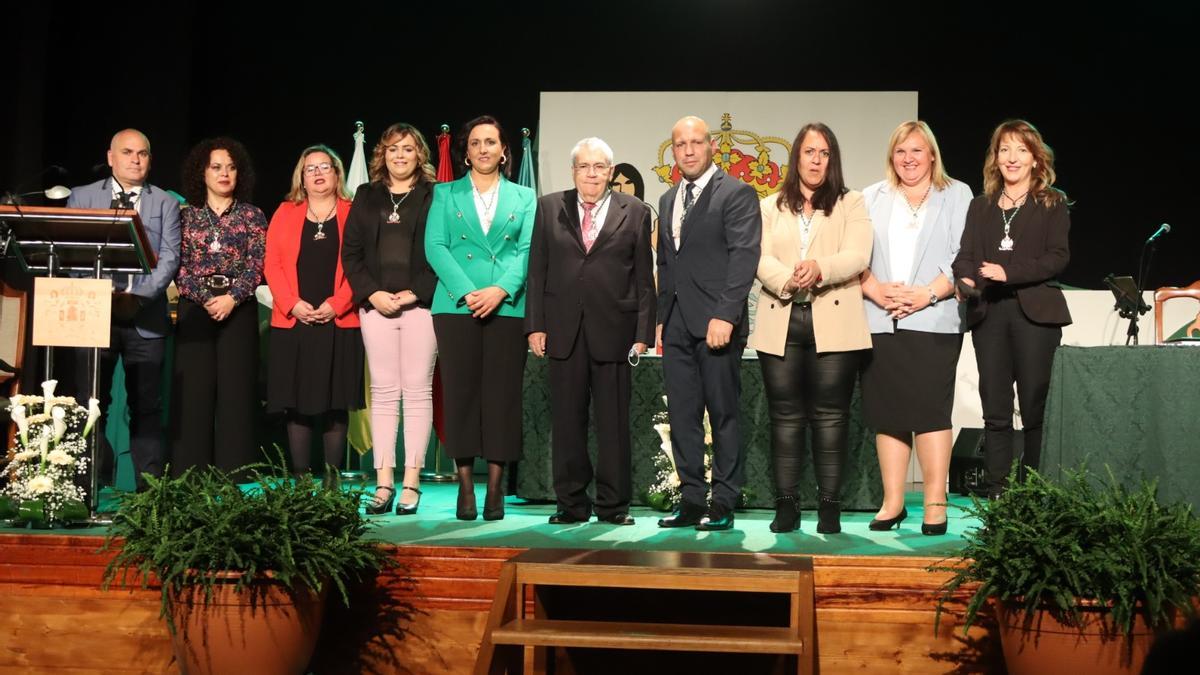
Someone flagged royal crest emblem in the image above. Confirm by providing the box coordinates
[652,113,790,199]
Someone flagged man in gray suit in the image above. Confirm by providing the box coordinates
[66,128,181,490]
[655,116,761,530]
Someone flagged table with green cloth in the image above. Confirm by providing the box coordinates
[516,354,883,510]
[1042,345,1200,511]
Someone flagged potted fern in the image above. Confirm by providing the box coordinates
[101,460,388,675]
[934,468,1200,674]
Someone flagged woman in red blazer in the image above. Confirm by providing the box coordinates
[264,144,364,482]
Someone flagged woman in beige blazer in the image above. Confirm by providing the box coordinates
[748,122,872,535]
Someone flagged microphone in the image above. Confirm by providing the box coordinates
[1146,223,1171,244]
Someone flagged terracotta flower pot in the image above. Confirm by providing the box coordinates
[168,576,328,675]
[996,601,1158,675]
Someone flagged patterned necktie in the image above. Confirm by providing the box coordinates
[674,182,696,245]
[581,202,598,252]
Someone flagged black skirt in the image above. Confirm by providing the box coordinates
[267,323,365,415]
[861,329,963,434]
[432,313,527,462]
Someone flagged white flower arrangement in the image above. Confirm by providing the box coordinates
[646,396,715,511]
[645,395,752,511]
[3,380,99,525]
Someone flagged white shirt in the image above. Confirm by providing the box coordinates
[472,181,499,235]
[671,162,718,250]
[576,190,613,244]
[887,195,926,285]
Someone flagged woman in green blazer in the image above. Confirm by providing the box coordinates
[425,115,536,521]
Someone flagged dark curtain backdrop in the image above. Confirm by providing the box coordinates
[6,1,1194,295]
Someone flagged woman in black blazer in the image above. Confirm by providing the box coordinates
[952,119,1071,497]
[342,123,438,516]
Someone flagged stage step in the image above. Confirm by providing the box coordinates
[475,548,815,674]
[490,618,807,654]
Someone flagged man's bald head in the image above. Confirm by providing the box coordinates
[107,129,152,187]
[670,116,715,181]
[671,116,711,143]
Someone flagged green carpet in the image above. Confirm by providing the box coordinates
[4,483,977,558]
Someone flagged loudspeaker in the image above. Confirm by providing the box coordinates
[949,429,986,496]
[950,428,1024,496]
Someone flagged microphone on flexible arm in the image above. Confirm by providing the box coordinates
[1128,223,1174,345]
[109,175,135,209]
[1145,223,1171,244]
[93,163,135,206]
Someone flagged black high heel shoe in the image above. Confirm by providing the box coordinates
[868,507,908,531]
[482,461,505,521]
[396,486,422,516]
[456,481,478,521]
[921,520,948,536]
[769,496,800,533]
[365,486,395,515]
[483,487,505,521]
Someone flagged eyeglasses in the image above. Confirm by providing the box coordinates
[304,162,334,175]
[574,163,611,174]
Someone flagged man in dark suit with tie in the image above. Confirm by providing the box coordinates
[526,137,656,525]
[655,116,761,531]
[65,129,181,490]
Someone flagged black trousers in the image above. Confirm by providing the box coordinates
[758,304,860,501]
[432,313,526,462]
[170,298,259,477]
[548,326,633,520]
[971,296,1061,492]
[71,320,166,491]
[662,305,744,510]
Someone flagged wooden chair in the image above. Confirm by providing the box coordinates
[1154,280,1200,344]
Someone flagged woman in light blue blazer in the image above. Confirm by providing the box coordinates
[859,121,972,536]
[425,115,536,522]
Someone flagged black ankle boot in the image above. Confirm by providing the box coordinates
[769,496,800,533]
[816,497,841,534]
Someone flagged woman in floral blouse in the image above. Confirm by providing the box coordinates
[170,137,267,476]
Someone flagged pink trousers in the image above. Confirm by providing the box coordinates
[359,306,438,469]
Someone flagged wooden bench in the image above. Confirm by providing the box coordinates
[474,548,815,674]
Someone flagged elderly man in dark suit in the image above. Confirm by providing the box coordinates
[65,129,181,490]
[525,137,655,526]
[655,116,761,531]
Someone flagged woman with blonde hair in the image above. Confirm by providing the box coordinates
[860,121,973,535]
[343,124,439,514]
[264,144,363,482]
[952,120,1071,498]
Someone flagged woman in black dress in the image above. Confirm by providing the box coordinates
[264,144,364,481]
